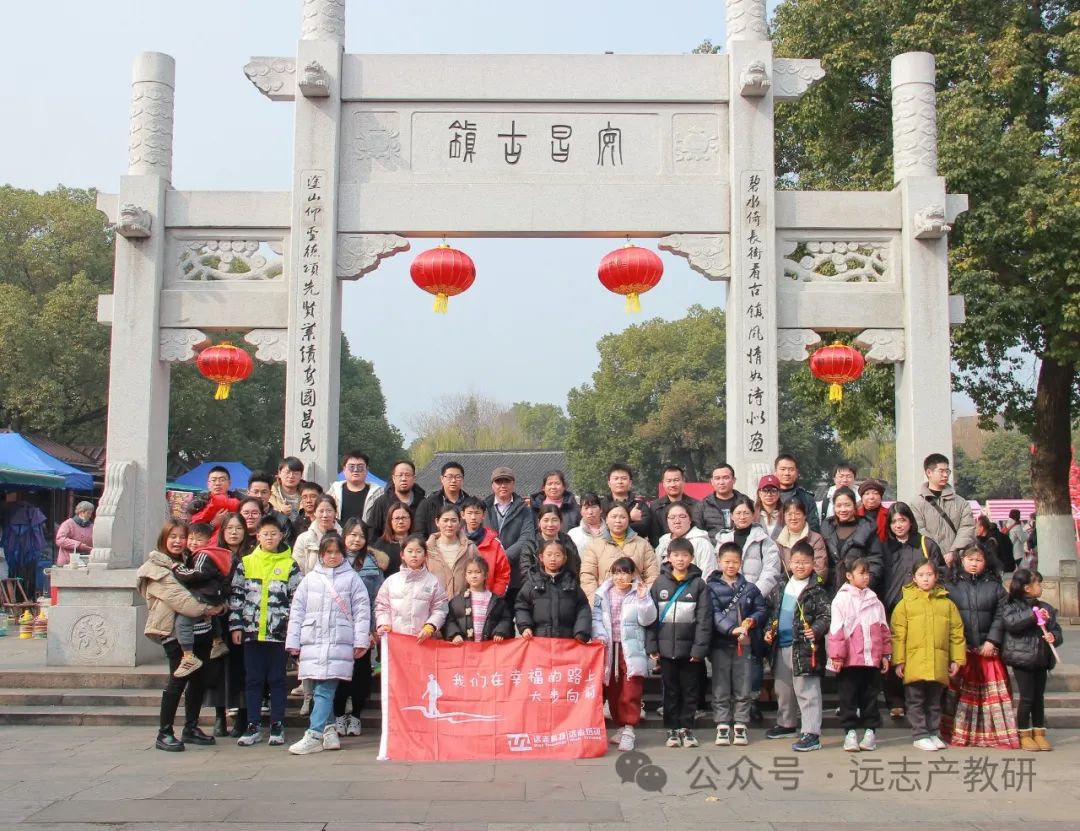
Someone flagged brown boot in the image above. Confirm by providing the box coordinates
[1019,729,1039,752]
[1033,727,1052,751]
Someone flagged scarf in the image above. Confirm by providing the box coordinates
[777,524,809,551]
[73,516,92,528]
[611,532,626,548]
[465,526,486,546]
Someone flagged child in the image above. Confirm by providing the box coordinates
[592,557,657,752]
[374,533,449,639]
[229,516,302,747]
[764,541,830,752]
[285,533,371,755]
[706,542,768,747]
[1002,568,1063,751]
[890,560,966,751]
[645,536,712,748]
[515,540,591,641]
[460,497,512,595]
[941,546,1017,748]
[332,519,385,737]
[169,525,233,676]
[826,557,891,752]
[444,556,515,642]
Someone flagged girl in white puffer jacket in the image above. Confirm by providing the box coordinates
[286,533,371,755]
[374,533,449,639]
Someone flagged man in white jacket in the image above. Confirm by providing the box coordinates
[326,450,384,531]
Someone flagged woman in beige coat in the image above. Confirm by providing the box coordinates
[425,505,481,598]
[580,503,660,603]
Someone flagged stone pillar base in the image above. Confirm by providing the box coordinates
[47,566,157,667]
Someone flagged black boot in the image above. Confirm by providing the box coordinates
[230,709,247,738]
[749,701,764,725]
[181,724,216,745]
[156,729,185,752]
[213,708,228,737]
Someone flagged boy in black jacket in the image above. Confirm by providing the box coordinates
[646,537,713,748]
[515,540,591,641]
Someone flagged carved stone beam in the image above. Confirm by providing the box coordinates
[777,330,822,362]
[244,57,296,101]
[854,329,905,363]
[740,60,771,97]
[244,329,288,363]
[337,234,411,279]
[658,234,730,281]
[772,59,826,102]
[115,204,152,238]
[159,329,209,362]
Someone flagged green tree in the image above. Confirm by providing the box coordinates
[338,339,406,474]
[952,446,981,500]
[770,0,1080,523]
[974,431,1034,500]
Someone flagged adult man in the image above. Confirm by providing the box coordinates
[1005,508,1028,572]
[268,456,305,523]
[244,471,293,542]
[483,467,536,604]
[367,460,426,541]
[189,466,241,526]
[700,464,747,539]
[416,461,470,538]
[774,454,821,533]
[649,465,704,545]
[819,462,860,521]
[856,479,888,542]
[327,450,385,529]
[909,453,975,567]
[600,463,653,541]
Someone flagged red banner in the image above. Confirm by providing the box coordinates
[378,633,607,761]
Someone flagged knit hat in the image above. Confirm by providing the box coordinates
[857,479,885,496]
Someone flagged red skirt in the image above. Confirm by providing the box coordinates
[941,651,1019,748]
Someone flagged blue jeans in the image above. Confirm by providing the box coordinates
[309,679,338,735]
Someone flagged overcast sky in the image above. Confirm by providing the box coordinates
[5,1,974,442]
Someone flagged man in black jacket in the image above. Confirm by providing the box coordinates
[600,463,653,542]
[366,460,426,541]
[701,463,747,540]
[774,454,821,533]
[415,461,468,538]
[484,467,537,606]
[649,465,704,546]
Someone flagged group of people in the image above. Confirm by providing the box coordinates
[134,449,1061,759]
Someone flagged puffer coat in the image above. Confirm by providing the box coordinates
[645,562,713,661]
[943,569,1006,648]
[580,530,659,603]
[705,572,768,651]
[137,550,214,640]
[820,516,886,592]
[286,560,371,680]
[882,533,945,610]
[515,565,591,640]
[890,583,966,685]
[373,565,449,636]
[591,577,658,683]
[1002,598,1064,670]
[717,525,783,600]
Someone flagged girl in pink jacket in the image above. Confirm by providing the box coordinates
[826,557,891,752]
[374,534,449,640]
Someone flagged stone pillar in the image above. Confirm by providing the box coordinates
[725,0,779,484]
[891,53,954,500]
[283,0,345,484]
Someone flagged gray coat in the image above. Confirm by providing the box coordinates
[286,561,371,681]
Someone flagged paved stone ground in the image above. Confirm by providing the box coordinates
[0,723,1076,830]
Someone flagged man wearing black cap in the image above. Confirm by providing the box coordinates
[484,467,536,606]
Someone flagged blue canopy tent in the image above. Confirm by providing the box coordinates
[0,433,93,491]
[335,471,387,488]
[173,461,253,490]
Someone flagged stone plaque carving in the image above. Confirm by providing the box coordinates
[70,613,111,662]
[672,113,723,175]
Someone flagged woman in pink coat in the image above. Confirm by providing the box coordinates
[55,501,94,565]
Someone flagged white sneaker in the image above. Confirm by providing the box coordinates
[289,731,324,755]
[289,684,305,697]
[859,729,877,751]
[334,715,348,736]
[346,715,362,736]
[715,725,731,746]
[299,697,312,717]
[322,725,341,750]
[913,737,938,751]
[617,727,636,752]
[640,703,647,721]
[843,730,859,752]
[930,735,947,750]
[732,724,749,746]
[609,726,625,745]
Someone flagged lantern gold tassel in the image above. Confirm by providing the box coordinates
[214,383,231,401]
[433,293,449,313]
[625,292,641,313]
[828,383,843,402]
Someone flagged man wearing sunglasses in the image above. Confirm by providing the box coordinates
[327,450,385,531]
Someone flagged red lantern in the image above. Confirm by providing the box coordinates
[410,244,476,313]
[195,343,253,401]
[598,243,663,312]
[809,343,865,402]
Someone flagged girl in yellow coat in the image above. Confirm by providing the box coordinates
[890,560,965,752]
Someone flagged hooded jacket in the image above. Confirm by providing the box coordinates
[656,526,718,580]
[717,525,783,601]
[568,518,606,558]
[645,562,712,661]
[580,528,660,604]
[425,532,482,598]
[514,565,591,640]
[943,568,1007,648]
[374,565,449,636]
[591,577,658,683]
[292,521,343,575]
[1002,597,1063,670]
[137,550,214,640]
[767,578,831,677]
[326,479,385,527]
[826,583,891,669]
[286,559,371,681]
[882,533,945,611]
[890,583,966,685]
[228,545,302,643]
[469,526,512,596]
[909,483,975,555]
[171,544,233,606]
[820,516,886,592]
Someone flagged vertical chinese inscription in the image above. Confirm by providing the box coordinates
[298,169,327,455]
[741,171,768,458]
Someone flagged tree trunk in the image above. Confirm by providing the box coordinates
[1031,356,1074,515]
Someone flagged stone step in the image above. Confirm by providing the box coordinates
[0,669,167,690]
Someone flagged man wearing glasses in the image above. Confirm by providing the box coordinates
[416,461,469,538]
[909,453,975,567]
[327,450,385,530]
[367,460,427,540]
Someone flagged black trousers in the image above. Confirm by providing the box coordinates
[837,666,882,731]
[904,680,944,739]
[333,651,374,717]
[660,657,700,730]
[160,635,211,733]
[1013,666,1048,729]
[244,641,287,725]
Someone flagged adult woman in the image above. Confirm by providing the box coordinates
[238,498,264,538]
[655,503,716,578]
[426,505,480,597]
[520,504,580,579]
[293,495,341,575]
[975,516,1012,575]
[882,501,946,718]
[775,499,829,582]
[820,487,885,593]
[370,501,413,576]
[209,513,251,736]
[941,546,1017,748]
[531,470,581,533]
[136,520,222,751]
[580,503,659,604]
[754,476,783,540]
[716,496,783,602]
[55,501,94,566]
[568,493,605,555]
